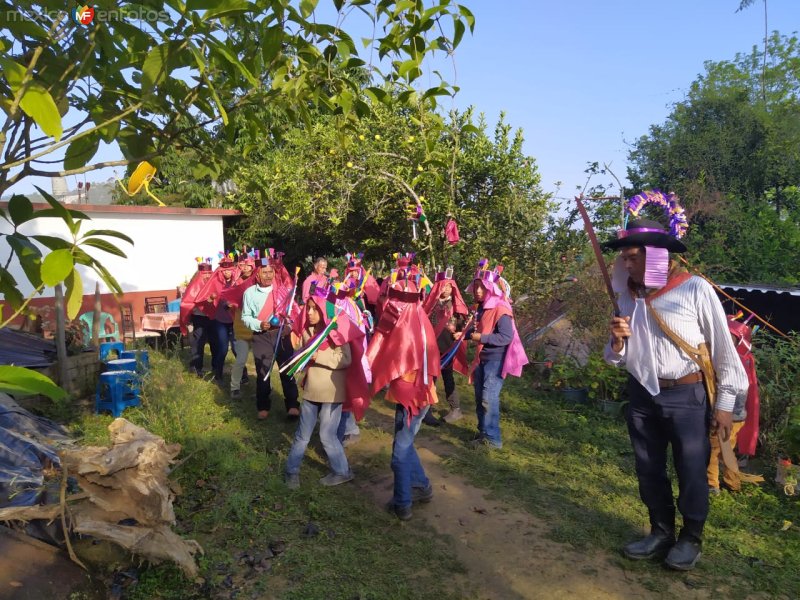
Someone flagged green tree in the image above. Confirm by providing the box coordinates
[0,190,131,398]
[627,33,800,283]
[221,105,559,295]
[0,0,474,195]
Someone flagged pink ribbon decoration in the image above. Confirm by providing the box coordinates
[445,218,460,245]
[644,246,669,289]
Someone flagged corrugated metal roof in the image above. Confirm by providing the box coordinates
[719,284,800,297]
[0,329,56,368]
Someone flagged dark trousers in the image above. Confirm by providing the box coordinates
[209,320,235,380]
[189,315,210,374]
[626,377,711,532]
[251,330,299,412]
[441,365,455,397]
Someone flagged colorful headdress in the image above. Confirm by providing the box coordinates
[254,248,280,268]
[727,313,753,353]
[605,191,689,290]
[196,256,213,272]
[466,258,508,299]
[217,251,235,268]
[345,252,364,272]
[434,266,454,282]
[605,190,688,254]
[393,252,415,268]
[238,247,256,266]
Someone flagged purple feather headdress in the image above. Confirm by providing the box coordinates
[625,189,688,239]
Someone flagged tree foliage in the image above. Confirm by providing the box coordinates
[0,0,474,195]
[206,103,571,300]
[627,33,800,284]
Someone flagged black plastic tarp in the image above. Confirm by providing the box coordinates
[0,393,72,508]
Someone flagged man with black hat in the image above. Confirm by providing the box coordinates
[604,191,747,571]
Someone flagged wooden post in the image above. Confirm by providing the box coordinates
[54,284,69,387]
[92,281,101,347]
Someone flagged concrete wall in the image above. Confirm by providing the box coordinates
[0,208,230,298]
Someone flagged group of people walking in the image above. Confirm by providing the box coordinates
[175,188,761,572]
[179,249,528,520]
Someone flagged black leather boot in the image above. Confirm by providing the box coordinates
[623,510,675,560]
[623,529,675,560]
[665,519,703,571]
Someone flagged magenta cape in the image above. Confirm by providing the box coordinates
[423,278,469,376]
[469,293,529,381]
[366,283,440,417]
[179,271,216,333]
[728,320,759,456]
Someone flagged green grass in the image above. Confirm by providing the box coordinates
[58,351,800,599]
[66,352,464,600]
[424,375,800,599]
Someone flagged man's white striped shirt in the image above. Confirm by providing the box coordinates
[604,275,748,412]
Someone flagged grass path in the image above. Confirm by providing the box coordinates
[67,351,799,599]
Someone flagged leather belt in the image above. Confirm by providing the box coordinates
[658,371,703,388]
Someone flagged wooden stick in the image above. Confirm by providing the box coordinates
[60,462,87,571]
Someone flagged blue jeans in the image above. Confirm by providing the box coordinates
[285,401,349,476]
[336,411,361,442]
[209,320,235,380]
[473,360,505,448]
[390,404,431,508]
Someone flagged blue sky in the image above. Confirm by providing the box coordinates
[7,0,800,205]
[442,0,800,207]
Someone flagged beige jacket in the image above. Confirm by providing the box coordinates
[300,330,352,404]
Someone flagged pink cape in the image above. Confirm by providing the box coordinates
[445,218,460,245]
[179,271,216,334]
[469,294,529,381]
[301,272,328,301]
[423,278,469,376]
[366,282,440,418]
[728,320,759,456]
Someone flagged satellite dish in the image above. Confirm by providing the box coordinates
[116,161,164,206]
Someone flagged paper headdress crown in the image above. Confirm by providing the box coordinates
[435,266,454,282]
[392,252,415,268]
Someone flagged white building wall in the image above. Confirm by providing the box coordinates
[1,212,226,298]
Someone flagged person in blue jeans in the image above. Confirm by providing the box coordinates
[389,403,434,518]
[365,254,440,520]
[461,259,529,448]
[284,296,354,489]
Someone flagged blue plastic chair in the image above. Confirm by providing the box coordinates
[95,371,141,416]
[105,358,137,372]
[98,342,125,362]
[79,312,120,346]
[120,350,150,374]
[99,341,125,362]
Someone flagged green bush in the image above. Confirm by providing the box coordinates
[752,332,800,460]
[548,355,587,390]
[585,351,628,401]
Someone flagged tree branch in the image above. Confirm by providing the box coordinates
[0,103,143,171]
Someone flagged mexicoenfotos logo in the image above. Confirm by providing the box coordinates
[70,4,95,26]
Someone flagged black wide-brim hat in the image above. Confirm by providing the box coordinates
[604,218,687,253]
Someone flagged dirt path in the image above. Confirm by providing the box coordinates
[348,423,700,600]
